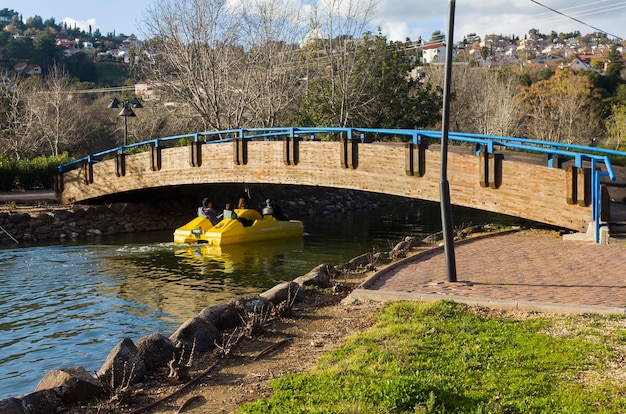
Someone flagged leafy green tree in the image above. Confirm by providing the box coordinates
[43,17,57,29]
[352,34,440,128]
[33,29,61,71]
[606,45,624,80]
[295,33,440,129]
[605,104,626,150]
[6,36,34,61]
[0,8,19,29]
[617,84,626,103]
[430,30,444,42]
[519,68,602,144]
[64,52,98,83]
[26,15,44,31]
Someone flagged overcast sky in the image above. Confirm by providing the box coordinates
[2,0,624,42]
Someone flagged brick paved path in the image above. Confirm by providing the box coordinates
[363,230,626,312]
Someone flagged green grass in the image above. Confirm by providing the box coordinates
[239,301,626,413]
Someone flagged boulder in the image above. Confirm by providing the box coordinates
[96,338,146,392]
[197,303,240,331]
[8,213,30,224]
[422,231,444,244]
[232,296,273,316]
[14,388,61,414]
[52,210,73,221]
[0,397,24,414]
[33,213,54,224]
[260,281,304,305]
[293,264,334,288]
[373,252,389,264]
[35,366,103,404]
[135,333,177,371]
[169,317,220,353]
[346,253,371,270]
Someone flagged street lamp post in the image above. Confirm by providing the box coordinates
[108,97,143,146]
[440,0,457,282]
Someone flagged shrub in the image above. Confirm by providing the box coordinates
[1,153,74,191]
[0,157,18,191]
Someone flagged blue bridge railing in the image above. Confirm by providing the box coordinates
[59,127,626,243]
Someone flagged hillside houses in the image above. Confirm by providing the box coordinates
[13,62,41,76]
[411,35,623,73]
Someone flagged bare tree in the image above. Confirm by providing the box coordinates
[472,70,523,137]
[426,66,523,137]
[140,0,255,131]
[140,0,310,130]
[305,0,379,127]
[0,73,41,159]
[129,100,205,141]
[236,0,307,127]
[23,65,90,156]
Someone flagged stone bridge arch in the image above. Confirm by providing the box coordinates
[57,136,598,232]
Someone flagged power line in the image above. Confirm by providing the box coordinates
[532,2,626,25]
[533,0,624,17]
[528,0,623,40]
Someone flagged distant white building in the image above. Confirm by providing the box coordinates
[421,42,447,64]
[568,58,600,73]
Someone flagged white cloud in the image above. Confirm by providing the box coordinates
[61,17,98,33]
[374,0,624,42]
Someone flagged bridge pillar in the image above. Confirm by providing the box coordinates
[340,137,358,169]
[478,147,502,189]
[83,162,94,185]
[601,185,610,222]
[233,138,248,165]
[566,166,577,204]
[577,167,591,207]
[116,153,126,177]
[54,173,64,194]
[283,137,300,165]
[189,141,202,167]
[405,140,428,177]
[488,153,503,189]
[151,145,162,171]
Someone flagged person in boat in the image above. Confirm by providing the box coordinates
[198,198,219,225]
[237,197,249,209]
[264,199,287,220]
[222,203,237,219]
[262,199,274,217]
[235,197,255,227]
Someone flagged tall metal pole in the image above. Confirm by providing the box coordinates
[123,113,128,147]
[440,0,457,282]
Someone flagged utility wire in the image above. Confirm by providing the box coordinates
[528,0,622,40]
[533,0,624,17]
[533,3,626,24]
[530,4,626,33]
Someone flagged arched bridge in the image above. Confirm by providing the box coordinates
[56,127,626,242]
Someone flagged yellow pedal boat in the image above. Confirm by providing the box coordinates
[173,208,304,245]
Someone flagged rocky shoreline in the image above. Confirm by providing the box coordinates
[0,263,348,414]
[0,188,420,413]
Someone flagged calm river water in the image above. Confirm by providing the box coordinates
[0,202,527,399]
